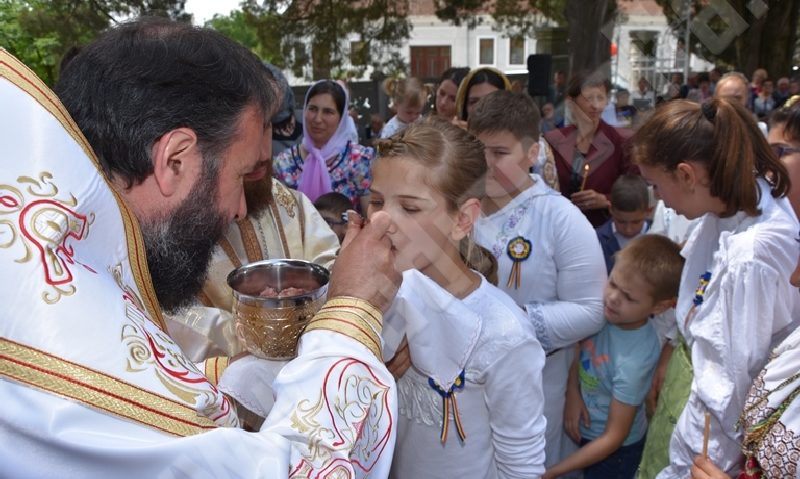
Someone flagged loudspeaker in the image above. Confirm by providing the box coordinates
[527,54,552,97]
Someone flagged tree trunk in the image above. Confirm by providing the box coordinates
[564,0,617,77]
[734,0,799,78]
[312,40,333,80]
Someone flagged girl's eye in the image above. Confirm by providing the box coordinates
[369,200,384,208]
[402,206,420,214]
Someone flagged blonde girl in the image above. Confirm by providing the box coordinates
[379,77,430,139]
[372,117,547,478]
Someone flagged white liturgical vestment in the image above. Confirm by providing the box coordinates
[0,49,396,478]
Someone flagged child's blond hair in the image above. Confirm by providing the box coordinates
[383,77,430,110]
[375,116,497,283]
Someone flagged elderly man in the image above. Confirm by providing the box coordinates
[0,18,400,478]
[715,71,768,135]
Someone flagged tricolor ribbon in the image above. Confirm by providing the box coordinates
[505,236,532,290]
[693,271,712,306]
[685,271,712,328]
[428,370,467,444]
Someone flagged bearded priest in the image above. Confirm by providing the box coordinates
[0,18,400,478]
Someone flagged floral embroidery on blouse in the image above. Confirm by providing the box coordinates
[489,196,535,258]
[272,141,374,207]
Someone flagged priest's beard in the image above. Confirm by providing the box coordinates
[244,174,273,217]
[141,170,228,313]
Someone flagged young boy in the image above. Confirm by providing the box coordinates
[543,235,684,479]
[313,191,351,244]
[470,90,608,468]
[596,174,652,274]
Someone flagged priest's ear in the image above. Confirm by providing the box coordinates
[150,127,203,197]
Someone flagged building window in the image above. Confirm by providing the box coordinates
[350,41,368,66]
[509,36,525,65]
[479,38,494,65]
[410,46,452,80]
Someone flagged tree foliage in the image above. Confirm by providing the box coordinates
[205,9,262,57]
[433,0,619,75]
[0,0,190,86]
[434,0,565,32]
[239,0,412,80]
[655,0,800,78]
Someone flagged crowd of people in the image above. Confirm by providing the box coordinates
[2,16,800,479]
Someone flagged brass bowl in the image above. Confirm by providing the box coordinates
[227,259,330,360]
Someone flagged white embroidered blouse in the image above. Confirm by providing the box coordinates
[658,179,800,478]
[383,270,547,479]
[474,175,607,353]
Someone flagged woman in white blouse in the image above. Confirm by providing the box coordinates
[633,98,800,479]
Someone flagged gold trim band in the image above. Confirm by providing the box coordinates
[305,297,384,360]
[321,297,382,324]
[304,317,382,361]
[0,337,216,437]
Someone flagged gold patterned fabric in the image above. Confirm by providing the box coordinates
[304,297,384,360]
[0,337,217,436]
[0,48,236,436]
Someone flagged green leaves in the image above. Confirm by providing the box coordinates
[231,0,412,80]
[0,0,190,86]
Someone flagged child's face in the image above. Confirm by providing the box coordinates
[477,130,537,200]
[638,162,711,219]
[603,262,660,329]
[368,157,465,277]
[610,207,649,239]
[396,102,423,124]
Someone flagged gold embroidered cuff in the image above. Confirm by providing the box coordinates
[321,297,382,326]
[304,297,385,360]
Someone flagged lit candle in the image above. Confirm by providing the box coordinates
[579,163,590,191]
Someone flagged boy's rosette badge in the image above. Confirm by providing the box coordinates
[506,236,531,289]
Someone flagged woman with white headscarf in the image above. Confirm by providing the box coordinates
[273,80,373,213]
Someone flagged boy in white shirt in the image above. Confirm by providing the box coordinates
[470,90,607,467]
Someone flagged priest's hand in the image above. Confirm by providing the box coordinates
[328,210,401,313]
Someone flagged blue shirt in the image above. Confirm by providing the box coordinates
[578,321,660,445]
